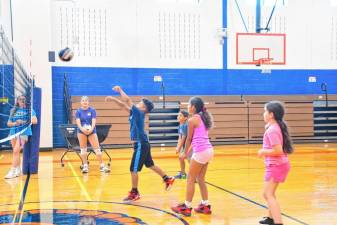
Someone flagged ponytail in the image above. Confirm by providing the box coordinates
[276,120,294,154]
[189,96,214,130]
[199,110,213,130]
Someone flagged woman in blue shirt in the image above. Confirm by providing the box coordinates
[5,95,37,179]
[76,96,110,173]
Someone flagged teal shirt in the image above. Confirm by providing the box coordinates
[8,108,36,136]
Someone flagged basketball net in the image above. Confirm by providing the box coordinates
[256,58,272,74]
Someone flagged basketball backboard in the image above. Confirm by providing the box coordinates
[236,33,286,65]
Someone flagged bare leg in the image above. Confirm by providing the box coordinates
[11,138,25,168]
[77,133,88,165]
[197,163,209,201]
[149,165,165,177]
[131,172,138,189]
[179,155,186,174]
[88,134,103,164]
[186,159,204,202]
[263,179,282,224]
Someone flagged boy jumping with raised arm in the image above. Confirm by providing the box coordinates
[105,86,175,202]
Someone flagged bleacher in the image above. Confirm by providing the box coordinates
[70,95,337,146]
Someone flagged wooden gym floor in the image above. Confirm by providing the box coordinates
[0,143,336,225]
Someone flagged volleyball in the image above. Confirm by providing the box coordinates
[83,124,92,131]
[58,47,74,62]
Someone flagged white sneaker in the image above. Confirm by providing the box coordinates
[100,165,110,173]
[82,164,89,173]
[4,168,18,179]
[15,167,21,177]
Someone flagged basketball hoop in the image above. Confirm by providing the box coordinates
[254,57,273,67]
[255,58,273,74]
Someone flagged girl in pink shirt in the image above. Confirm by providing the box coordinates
[258,101,294,225]
[171,97,214,216]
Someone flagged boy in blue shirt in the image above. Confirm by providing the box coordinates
[105,86,175,202]
[175,110,191,179]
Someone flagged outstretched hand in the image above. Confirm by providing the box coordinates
[105,96,117,102]
[112,86,122,93]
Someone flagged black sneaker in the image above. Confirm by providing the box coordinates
[259,217,274,224]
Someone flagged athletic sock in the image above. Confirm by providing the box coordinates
[184,200,192,208]
[162,175,169,181]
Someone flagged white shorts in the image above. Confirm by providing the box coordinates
[191,148,214,164]
[14,135,28,142]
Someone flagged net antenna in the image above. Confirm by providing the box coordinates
[0,25,34,144]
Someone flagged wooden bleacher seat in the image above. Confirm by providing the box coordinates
[248,101,314,141]
[207,101,248,142]
[71,96,316,145]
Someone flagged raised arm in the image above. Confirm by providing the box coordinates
[112,86,133,108]
[105,96,131,112]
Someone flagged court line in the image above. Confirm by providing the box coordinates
[206,181,309,225]
[11,173,31,224]
[1,149,335,166]
[65,156,92,201]
[0,155,4,160]
[0,200,189,225]
[26,163,337,181]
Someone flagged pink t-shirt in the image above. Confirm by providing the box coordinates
[263,123,289,166]
[191,114,213,153]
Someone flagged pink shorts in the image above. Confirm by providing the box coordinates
[191,148,214,164]
[265,162,290,183]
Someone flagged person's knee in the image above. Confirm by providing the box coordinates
[13,142,21,153]
[187,173,196,183]
[145,159,155,169]
[263,191,274,200]
[147,164,155,170]
[80,148,88,155]
[197,176,205,183]
[13,147,20,154]
[94,148,102,155]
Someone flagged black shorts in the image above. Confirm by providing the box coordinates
[130,141,154,172]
